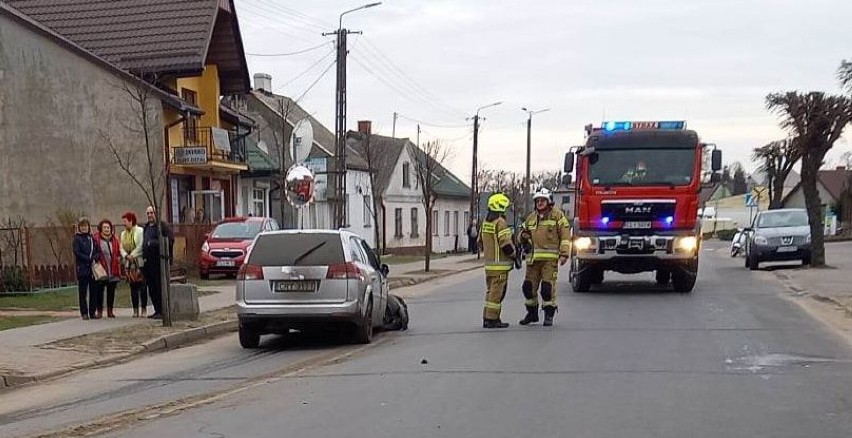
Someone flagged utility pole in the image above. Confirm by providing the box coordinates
[416,124,421,148]
[392,111,398,138]
[521,107,550,214]
[468,101,503,225]
[324,2,381,229]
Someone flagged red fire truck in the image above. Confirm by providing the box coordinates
[562,121,722,293]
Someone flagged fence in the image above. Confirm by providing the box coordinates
[0,224,213,293]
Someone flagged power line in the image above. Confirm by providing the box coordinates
[275,48,336,92]
[246,41,332,57]
[294,59,336,103]
[245,0,332,30]
[237,3,324,45]
[396,113,470,129]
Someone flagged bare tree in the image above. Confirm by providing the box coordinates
[839,59,852,94]
[44,209,85,267]
[98,77,174,326]
[411,140,450,272]
[264,97,298,227]
[752,138,802,209]
[766,91,852,266]
[348,131,394,254]
[530,170,562,191]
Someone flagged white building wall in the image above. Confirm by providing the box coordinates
[429,197,470,253]
[382,146,425,250]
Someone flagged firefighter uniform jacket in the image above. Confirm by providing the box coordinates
[479,216,515,272]
[520,207,571,262]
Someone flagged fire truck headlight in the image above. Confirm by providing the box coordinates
[677,236,698,252]
[574,237,594,251]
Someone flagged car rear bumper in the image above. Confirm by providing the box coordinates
[237,299,362,326]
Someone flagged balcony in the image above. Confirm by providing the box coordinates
[172,127,248,172]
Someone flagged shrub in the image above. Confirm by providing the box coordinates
[716,229,738,241]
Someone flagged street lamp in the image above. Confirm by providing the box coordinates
[470,101,503,222]
[521,107,550,213]
[340,2,382,29]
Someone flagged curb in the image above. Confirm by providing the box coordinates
[773,271,852,317]
[388,264,481,290]
[0,319,238,392]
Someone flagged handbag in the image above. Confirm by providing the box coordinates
[125,259,144,284]
[93,262,108,282]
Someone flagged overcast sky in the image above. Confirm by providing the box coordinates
[236,0,852,181]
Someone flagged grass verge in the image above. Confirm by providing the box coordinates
[0,315,67,331]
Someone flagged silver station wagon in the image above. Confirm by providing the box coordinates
[236,230,389,348]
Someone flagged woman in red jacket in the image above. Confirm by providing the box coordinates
[94,219,122,318]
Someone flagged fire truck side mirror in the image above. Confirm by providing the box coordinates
[710,173,722,184]
[561,174,573,186]
[563,152,575,173]
[711,149,722,172]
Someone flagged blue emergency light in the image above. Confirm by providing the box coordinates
[665,216,674,225]
[601,216,611,226]
[602,120,686,132]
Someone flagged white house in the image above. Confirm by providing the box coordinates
[348,128,471,254]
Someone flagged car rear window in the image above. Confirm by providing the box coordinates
[212,222,262,239]
[248,233,345,266]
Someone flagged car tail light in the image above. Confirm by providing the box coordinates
[326,262,361,279]
[237,264,264,280]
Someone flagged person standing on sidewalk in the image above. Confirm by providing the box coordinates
[142,206,174,320]
[518,188,570,327]
[72,217,100,320]
[467,218,479,255]
[479,193,517,329]
[94,220,122,319]
[120,212,147,317]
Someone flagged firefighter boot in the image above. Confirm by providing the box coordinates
[483,319,510,329]
[519,306,539,325]
[543,307,556,327]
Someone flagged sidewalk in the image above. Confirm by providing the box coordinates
[772,241,852,315]
[0,253,481,390]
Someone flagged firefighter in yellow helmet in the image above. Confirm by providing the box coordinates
[478,192,517,329]
[518,188,571,326]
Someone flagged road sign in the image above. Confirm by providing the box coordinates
[745,193,758,208]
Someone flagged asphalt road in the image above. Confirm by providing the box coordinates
[4,243,852,437]
[93,243,852,438]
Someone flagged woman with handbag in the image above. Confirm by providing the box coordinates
[72,217,100,320]
[94,219,122,318]
[121,212,147,318]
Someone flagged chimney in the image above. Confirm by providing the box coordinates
[253,73,272,92]
[358,120,372,135]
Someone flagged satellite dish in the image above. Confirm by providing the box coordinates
[284,164,315,208]
[292,119,314,164]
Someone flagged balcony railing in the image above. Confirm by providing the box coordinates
[172,127,247,167]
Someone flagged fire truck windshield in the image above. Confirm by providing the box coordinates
[588,148,696,186]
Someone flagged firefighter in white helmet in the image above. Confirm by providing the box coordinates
[517,187,571,326]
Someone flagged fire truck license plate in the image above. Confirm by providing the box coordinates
[624,221,652,229]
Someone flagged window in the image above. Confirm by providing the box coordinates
[410,208,419,238]
[251,188,266,218]
[360,240,381,271]
[433,210,439,236]
[181,88,199,142]
[444,211,450,236]
[394,208,403,238]
[248,234,344,266]
[402,163,411,188]
[464,211,470,230]
[363,195,372,227]
[454,211,459,236]
[349,237,366,263]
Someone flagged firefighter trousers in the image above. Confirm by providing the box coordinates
[522,260,558,309]
[483,270,509,321]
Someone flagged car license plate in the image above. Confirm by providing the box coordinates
[274,281,317,293]
[777,246,797,253]
[216,260,235,267]
[624,221,652,229]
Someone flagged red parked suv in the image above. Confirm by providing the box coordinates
[199,216,279,279]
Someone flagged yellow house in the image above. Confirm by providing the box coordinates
[7,0,253,225]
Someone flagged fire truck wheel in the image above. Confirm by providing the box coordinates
[571,262,592,293]
[655,269,671,285]
[590,269,604,285]
[672,271,696,293]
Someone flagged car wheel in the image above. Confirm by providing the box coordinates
[590,269,604,285]
[748,254,759,271]
[352,298,374,344]
[239,325,260,349]
[672,271,696,293]
[200,272,209,280]
[802,255,811,266]
[656,269,671,285]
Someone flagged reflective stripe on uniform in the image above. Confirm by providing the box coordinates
[557,217,569,227]
[542,301,556,307]
[532,252,559,261]
[560,240,571,246]
[482,223,496,233]
[485,262,513,271]
[484,302,502,310]
[525,298,538,306]
[539,220,557,226]
[497,228,513,238]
